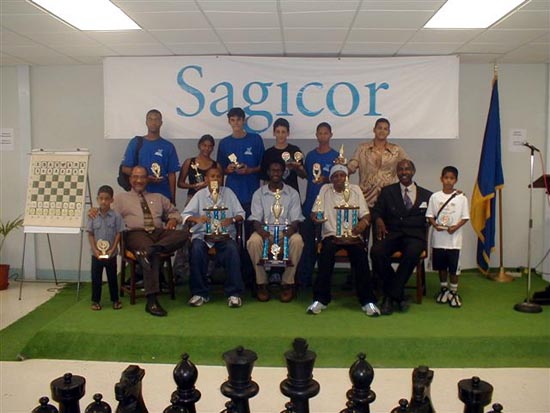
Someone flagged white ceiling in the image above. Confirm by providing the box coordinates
[0,0,549,66]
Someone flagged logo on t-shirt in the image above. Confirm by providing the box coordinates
[244,147,253,156]
[154,149,164,157]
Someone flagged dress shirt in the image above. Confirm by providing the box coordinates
[317,183,369,239]
[86,208,125,254]
[113,190,182,230]
[400,183,417,205]
[181,186,245,243]
[248,183,304,224]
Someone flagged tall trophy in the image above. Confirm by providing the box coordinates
[204,181,230,242]
[313,195,324,221]
[334,176,361,244]
[259,189,291,267]
[190,161,204,183]
[151,162,161,179]
[335,144,347,165]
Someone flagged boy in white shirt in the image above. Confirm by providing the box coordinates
[426,166,470,308]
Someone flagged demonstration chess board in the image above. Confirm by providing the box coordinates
[24,152,89,228]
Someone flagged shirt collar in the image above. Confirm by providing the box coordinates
[260,183,290,196]
[400,182,416,193]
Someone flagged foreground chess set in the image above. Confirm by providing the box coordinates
[32,338,504,413]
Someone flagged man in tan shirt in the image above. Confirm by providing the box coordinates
[114,166,188,316]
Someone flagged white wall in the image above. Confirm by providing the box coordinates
[0,63,548,280]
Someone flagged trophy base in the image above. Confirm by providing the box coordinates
[259,259,293,269]
[205,233,230,243]
[98,254,110,260]
[333,236,362,245]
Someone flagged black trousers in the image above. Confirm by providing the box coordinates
[313,236,376,306]
[91,255,118,303]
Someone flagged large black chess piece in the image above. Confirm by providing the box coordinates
[220,346,259,413]
[339,353,376,413]
[164,353,201,413]
[390,399,411,413]
[458,376,493,413]
[114,365,148,413]
[50,372,86,413]
[85,394,112,413]
[32,396,59,413]
[280,338,320,413]
[408,366,434,413]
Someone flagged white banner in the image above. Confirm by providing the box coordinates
[104,55,458,140]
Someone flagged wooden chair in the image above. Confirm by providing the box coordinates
[391,249,427,304]
[119,232,176,305]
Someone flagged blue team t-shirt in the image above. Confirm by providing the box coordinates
[216,132,265,205]
[122,136,180,200]
[302,148,339,216]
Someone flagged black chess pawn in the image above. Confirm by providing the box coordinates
[220,346,259,413]
[32,396,59,413]
[280,338,320,413]
[408,366,434,413]
[390,399,411,413]
[114,365,148,413]
[458,376,494,413]
[50,373,86,413]
[85,394,111,413]
[280,402,297,413]
[487,403,504,413]
[163,353,201,413]
[339,353,376,413]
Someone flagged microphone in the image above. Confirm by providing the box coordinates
[521,142,540,152]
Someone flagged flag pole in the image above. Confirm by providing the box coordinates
[486,65,513,282]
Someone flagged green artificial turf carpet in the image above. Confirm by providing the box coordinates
[1,271,549,368]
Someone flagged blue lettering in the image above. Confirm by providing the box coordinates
[327,82,359,117]
[276,82,293,116]
[296,82,323,117]
[176,65,204,117]
[243,81,273,133]
[364,82,389,116]
[209,82,233,116]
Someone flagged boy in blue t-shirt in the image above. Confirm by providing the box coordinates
[297,122,339,286]
[87,185,125,310]
[216,107,265,216]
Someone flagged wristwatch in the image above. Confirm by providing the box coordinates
[232,217,237,224]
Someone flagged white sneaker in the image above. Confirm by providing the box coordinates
[435,287,450,304]
[362,302,381,317]
[228,296,242,308]
[448,291,462,308]
[188,295,209,307]
[307,301,327,315]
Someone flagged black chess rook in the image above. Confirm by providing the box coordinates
[340,353,376,413]
[50,373,86,413]
[458,376,494,413]
[220,346,259,413]
[163,353,201,413]
[114,365,148,413]
[280,338,320,413]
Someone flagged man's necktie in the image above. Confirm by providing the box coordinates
[138,193,155,232]
[403,188,413,210]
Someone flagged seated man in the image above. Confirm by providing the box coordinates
[114,166,188,317]
[247,160,304,302]
[370,159,432,315]
[307,164,379,316]
[181,167,246,308]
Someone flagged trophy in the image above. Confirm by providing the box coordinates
[436,213,451,230]
[313,195,324,221]
[312,163,322,183]
[96,239,110,259]
[228,153,244,169]
[334,176,361,244]
[281,151,291,163]
[203,181,230,242]
[190,161,204,183]
[334,144,347,165]
[260,189,291,267]
[293,151,303,163]
[151,162,161,179]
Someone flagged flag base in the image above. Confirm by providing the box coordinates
[490,267,514,283]
[514,301,543,313]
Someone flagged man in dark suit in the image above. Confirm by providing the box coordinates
[370,159,432,315]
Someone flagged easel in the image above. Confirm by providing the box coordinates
[17,149,92,300]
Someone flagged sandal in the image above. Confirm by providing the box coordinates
[91,302,102,311]
[448,291,462,308]
[112,301,123,310]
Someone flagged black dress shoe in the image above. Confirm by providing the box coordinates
[396,299,410,313]
[145,301,167,317]
[380,297,394,315]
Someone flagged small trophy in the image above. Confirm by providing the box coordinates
[312,163,322,183]
[151,162,161,179]
[96,239,110,259]
[334,176,361,244]
[260,189,291,267]
[204,181,230,242]
[334,144,347,165]
[313,195,324,221]
[281,152,291,163]
[228,153,243,169]
[190,161,204,183]
[293,151,303,163]
[436,214,451,230]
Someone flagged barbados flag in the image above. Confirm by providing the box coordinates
[471,77,504,274]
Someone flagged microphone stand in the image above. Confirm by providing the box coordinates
[514,146,543,313]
